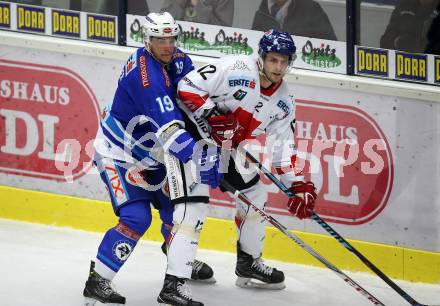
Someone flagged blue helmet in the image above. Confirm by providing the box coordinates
[258,30,296,61]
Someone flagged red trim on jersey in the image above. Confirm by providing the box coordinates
[178,91,209,112]
[260,79,282,96]
[139,55,150,88]
[115,222,141,241]
[233,107,262,141]
[162,66,171,87]
[274,155,303,176]
[235,215,243,229]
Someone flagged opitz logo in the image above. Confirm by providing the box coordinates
[113,241,133,262]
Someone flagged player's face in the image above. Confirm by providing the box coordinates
[263,52,290,83]
[149,36,177,64]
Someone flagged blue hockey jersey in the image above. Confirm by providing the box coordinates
[95,47,196,168]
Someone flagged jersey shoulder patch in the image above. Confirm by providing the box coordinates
[227,55,256,73]
[118,50,138,81]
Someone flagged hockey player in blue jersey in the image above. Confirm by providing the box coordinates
[82,12,223,306]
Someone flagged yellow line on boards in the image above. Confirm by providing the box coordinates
[0,185,438,283]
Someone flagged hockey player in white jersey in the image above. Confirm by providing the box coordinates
[157,30,318,305]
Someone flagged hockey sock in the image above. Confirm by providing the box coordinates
[95,201,152,279]
[95,222,140,279]
[166,202,208,278]
[158,205,174,242]
[235,184,268,258]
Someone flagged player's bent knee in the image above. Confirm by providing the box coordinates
[173,202,208,231]
[119,201,152,236]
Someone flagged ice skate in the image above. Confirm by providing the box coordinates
[235,243,285,290]
[157,274,204,306]
[83,261,126,305]
[161,242,216,283]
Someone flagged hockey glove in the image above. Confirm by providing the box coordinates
[207,112,244,148]
[194,144,223,189]
[287,181,317,219]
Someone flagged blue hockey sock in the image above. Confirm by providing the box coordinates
[95,222,141,278]
[94,201,152,279]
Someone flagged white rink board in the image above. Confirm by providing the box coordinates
[0,35,439,254]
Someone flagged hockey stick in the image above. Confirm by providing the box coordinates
[240,148,433,306]
[179,105,429,305]
[220,179,385,306]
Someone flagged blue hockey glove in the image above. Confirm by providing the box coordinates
[193,143,223,189]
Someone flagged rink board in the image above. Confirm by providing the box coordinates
[1,31,440,284]
[1,185,439,284]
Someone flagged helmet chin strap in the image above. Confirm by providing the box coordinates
[257,56,276,85]
[259,61,288,87]
[259,68,276,85]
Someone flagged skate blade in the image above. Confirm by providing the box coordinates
[157,297,173,306]
[235,277,286,290]
[84,297,124,306]
[83,297,97,306]
[189,276,217,284]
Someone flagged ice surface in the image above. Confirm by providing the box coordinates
[0,219,438,306]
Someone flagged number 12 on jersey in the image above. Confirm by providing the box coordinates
[156,95,175,113]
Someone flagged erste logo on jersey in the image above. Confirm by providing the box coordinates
[233,89,247,101]
[228,76,256,89]
[276,99,290,116]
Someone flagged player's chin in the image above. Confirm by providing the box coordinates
[160,54,173,64]
[270,73,283,82]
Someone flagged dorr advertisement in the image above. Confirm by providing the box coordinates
[0,1,118,44]
[356,46,440,86]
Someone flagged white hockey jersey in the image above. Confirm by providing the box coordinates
[177,55,304,185]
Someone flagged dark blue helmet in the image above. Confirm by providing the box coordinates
[258,30,296,61]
